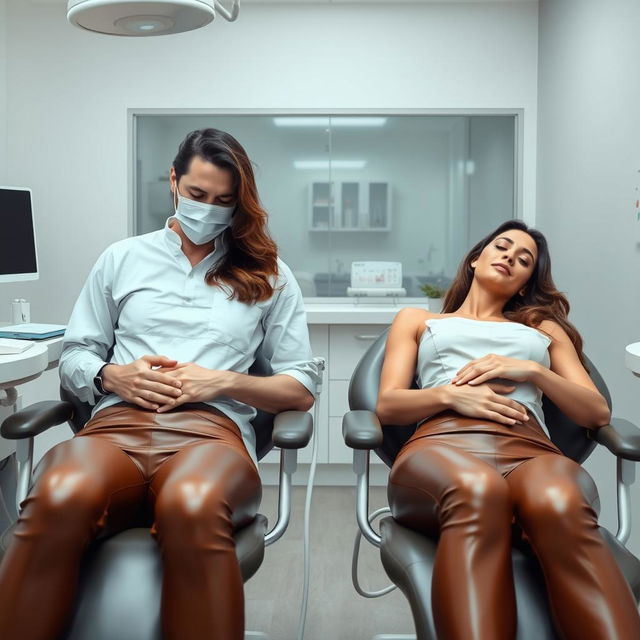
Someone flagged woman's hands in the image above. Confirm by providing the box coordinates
[451,354,538,387]
[443,354,537,425]
[444,381,530,426]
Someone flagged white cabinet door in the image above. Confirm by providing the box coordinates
[259,325,329,465]
[329,325,385,380]
[328,416,350,464]
[329,379,350,418]
[327,324,387,465]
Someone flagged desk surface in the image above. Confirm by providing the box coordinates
[0,327,64,460]
[0,321,64,388]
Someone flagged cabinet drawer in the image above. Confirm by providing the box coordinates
[329,325,385,380]
[260,324,329,465]
[328,416,351,463]
[329,379,350,417]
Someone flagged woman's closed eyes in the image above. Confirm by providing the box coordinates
[495,244,530,267]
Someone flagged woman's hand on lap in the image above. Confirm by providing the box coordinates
[451,354,537,386]
[443,381,529,426]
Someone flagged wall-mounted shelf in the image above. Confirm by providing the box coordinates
[309,181,391,231]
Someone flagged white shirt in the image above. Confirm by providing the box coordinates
[59,216,320,465]
[416,316,552,436]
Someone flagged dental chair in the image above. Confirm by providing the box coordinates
[343,327,640,640]
[0,353,322,640]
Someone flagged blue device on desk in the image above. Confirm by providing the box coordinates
[0,324,66,340]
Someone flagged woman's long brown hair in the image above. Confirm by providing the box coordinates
[172,128,280,303]
[441,220,588,369]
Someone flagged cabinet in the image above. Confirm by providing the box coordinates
[261,325,329,464]
[327,325,386,464]
[309,182,391,232]
[262,323,386,465]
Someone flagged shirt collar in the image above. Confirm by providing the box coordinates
[163,216,229,266]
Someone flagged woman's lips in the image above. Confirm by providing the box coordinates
[492,264,510,275]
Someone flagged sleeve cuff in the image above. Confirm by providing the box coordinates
[274,368,318,396]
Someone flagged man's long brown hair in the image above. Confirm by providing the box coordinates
[172,128,280,303]
[441,220,588,369]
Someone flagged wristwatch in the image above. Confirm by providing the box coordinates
[93,364,110,395]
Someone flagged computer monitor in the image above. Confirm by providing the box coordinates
[0,186,39,283]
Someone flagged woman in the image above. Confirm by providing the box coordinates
[379,220,640,640]
[0,128,319,640]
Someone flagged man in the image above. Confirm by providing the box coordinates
[0,128,320,640]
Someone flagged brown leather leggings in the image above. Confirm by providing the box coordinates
[0,402,261,640]
[388,410,640,640]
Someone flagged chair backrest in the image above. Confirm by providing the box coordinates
[59,354,277,461]
[348,327,612,467]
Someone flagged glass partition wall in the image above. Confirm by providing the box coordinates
[133,113,518,299]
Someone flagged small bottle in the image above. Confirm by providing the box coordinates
[344,199,354,228]
[358,206,369,229]
[10,299,30,324]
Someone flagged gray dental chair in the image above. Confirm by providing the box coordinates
[0,354,322,640]
[343,327,640,640]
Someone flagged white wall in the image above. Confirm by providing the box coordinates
[0,0,7,183]
[0,2,538,453]
[1,0,539,319]
[537,0,640,555]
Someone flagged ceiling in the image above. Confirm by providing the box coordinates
[33,0,537,4]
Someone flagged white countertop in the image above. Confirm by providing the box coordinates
[303,298,432,324]
[0,326,65,460]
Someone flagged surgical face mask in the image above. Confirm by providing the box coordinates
[172,188,235,245]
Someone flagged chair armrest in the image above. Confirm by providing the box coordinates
[592,418,640,461]
[1,400,73,440]
[272,410,313,449]
[342,410,383,450]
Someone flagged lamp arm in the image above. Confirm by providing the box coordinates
[215,0,240,22]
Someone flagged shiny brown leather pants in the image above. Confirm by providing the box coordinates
[388,410,640,640]
[0,402,262,640]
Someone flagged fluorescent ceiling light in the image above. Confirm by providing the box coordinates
[294,160,367,170]
[274,117,387,127]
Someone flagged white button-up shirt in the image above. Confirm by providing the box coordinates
[59,216,320,465]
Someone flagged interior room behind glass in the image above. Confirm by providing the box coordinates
[135,114,516,298]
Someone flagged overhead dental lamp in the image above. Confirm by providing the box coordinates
[67,0,240,36]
